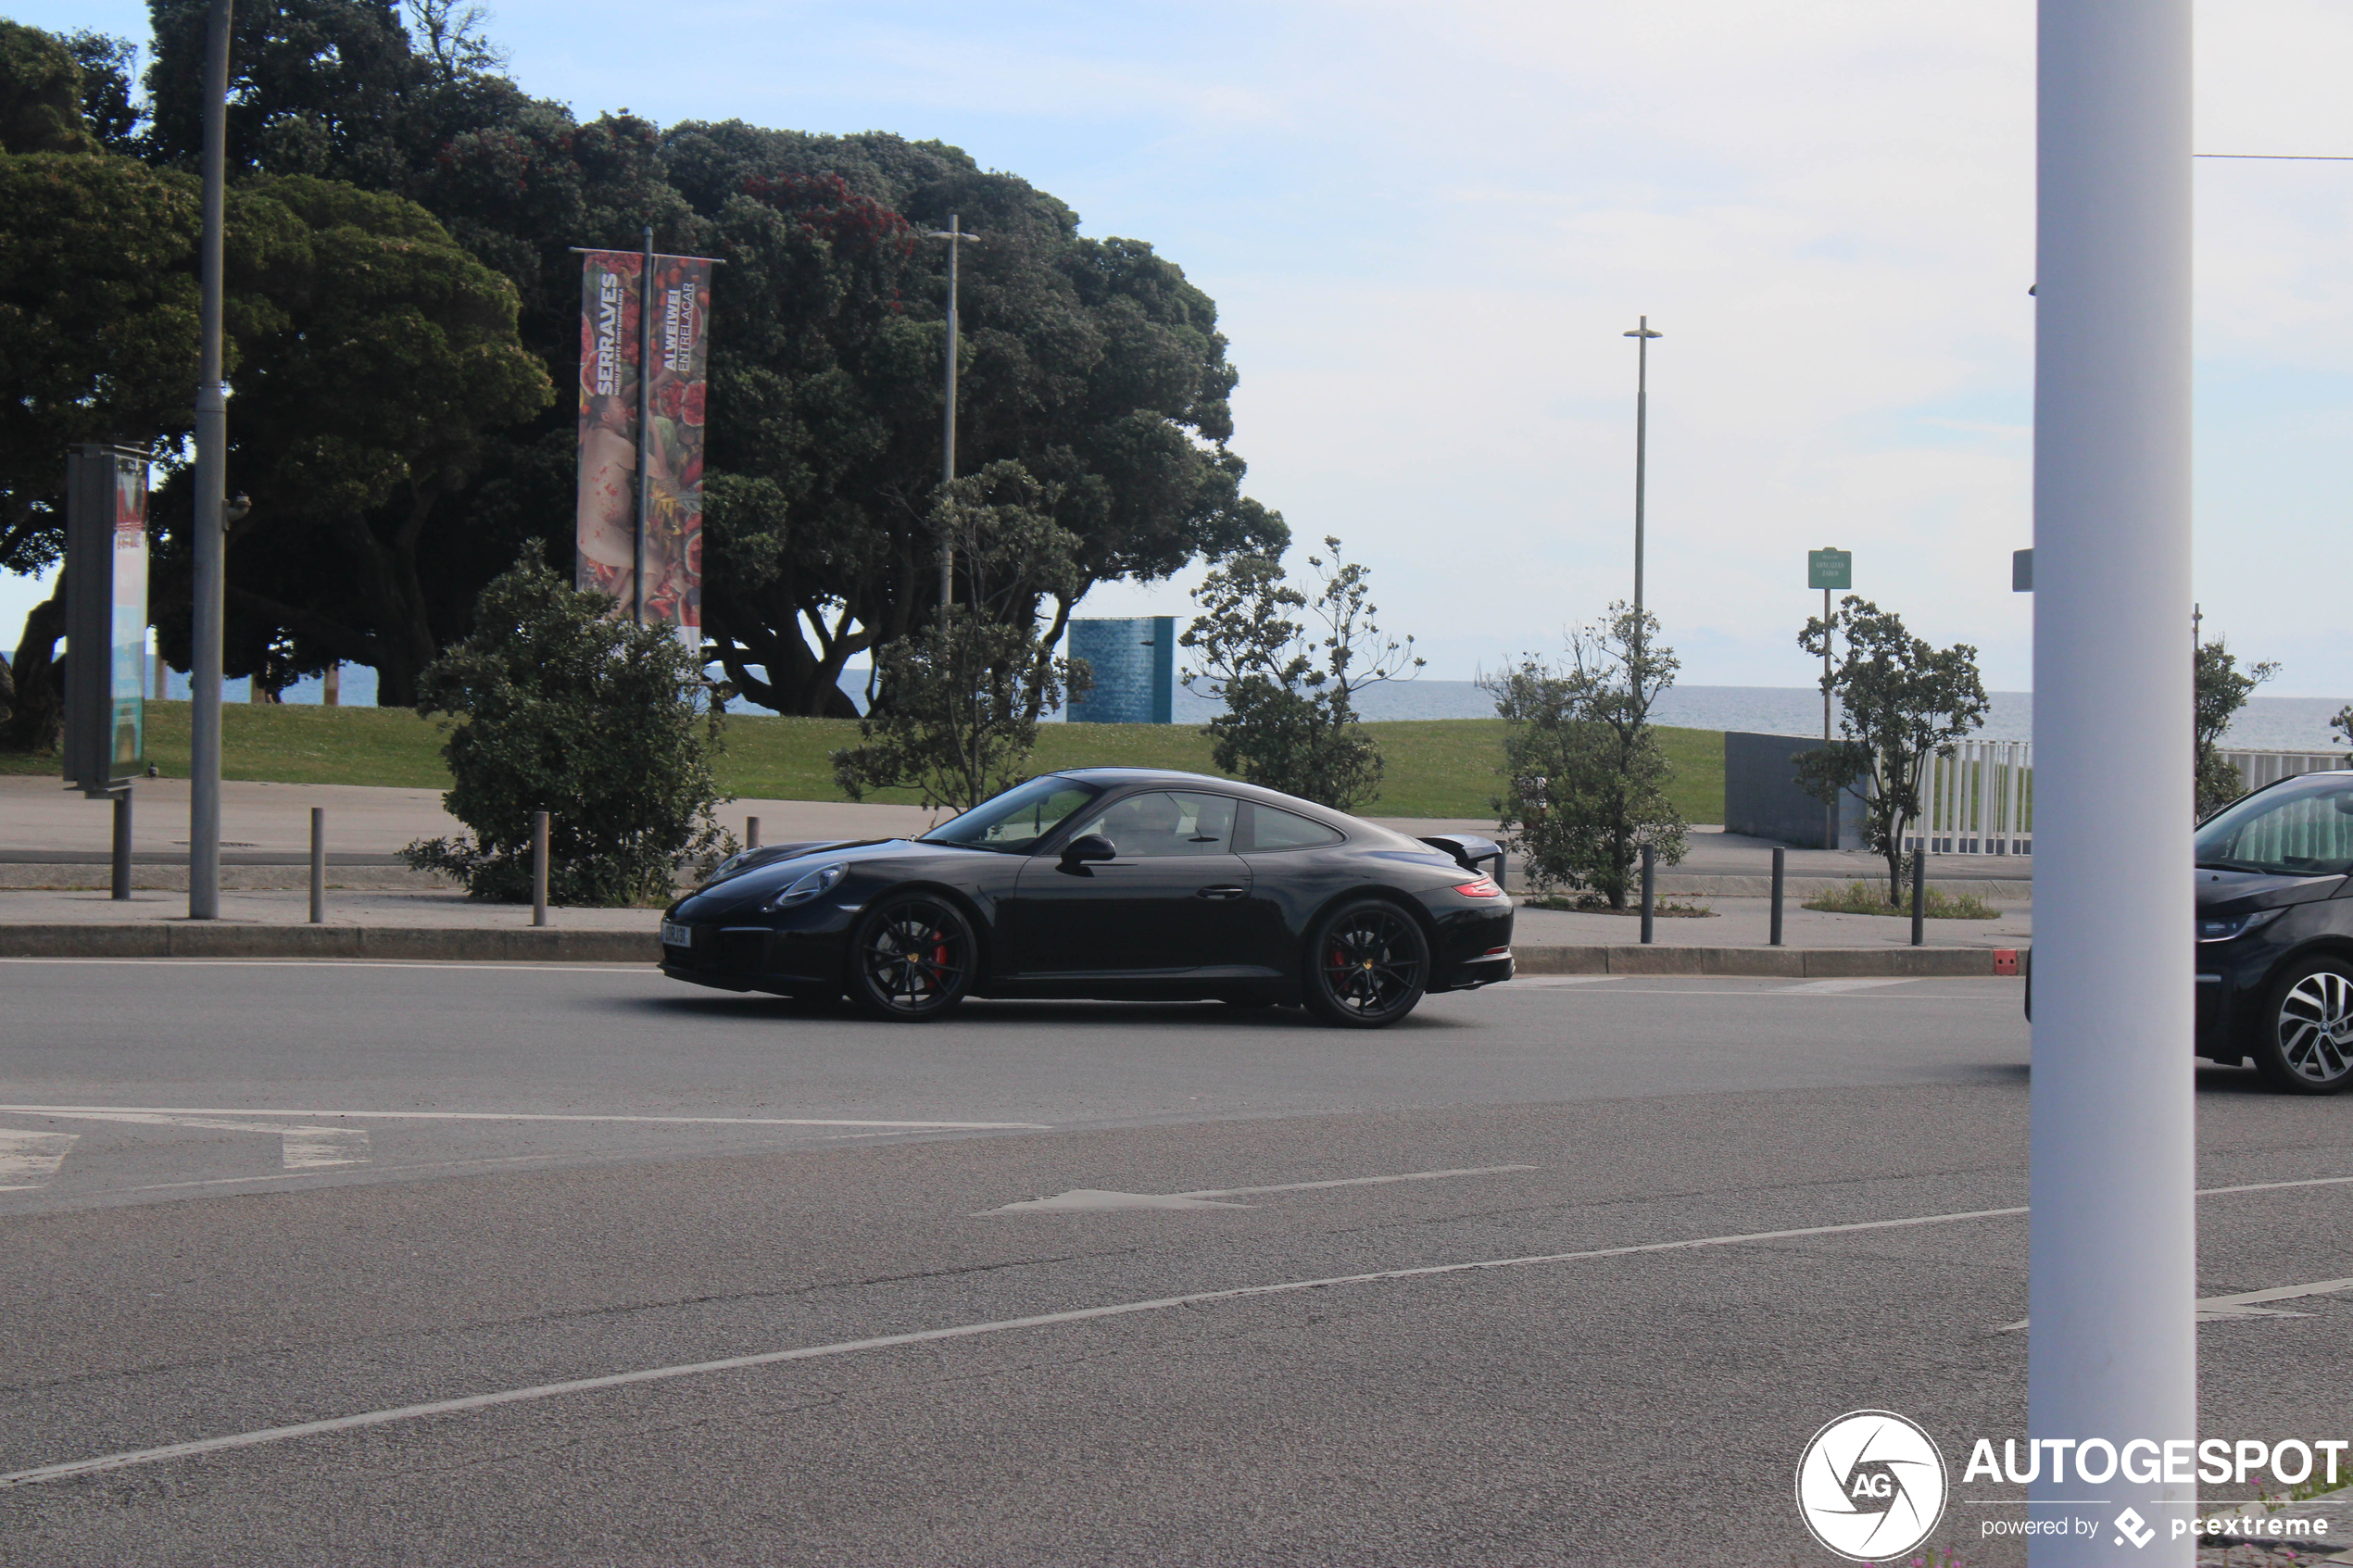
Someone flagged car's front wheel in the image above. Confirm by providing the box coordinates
[2253,957,2353,1093]
[1302,898,1428,1028]
[847,894,976,1021]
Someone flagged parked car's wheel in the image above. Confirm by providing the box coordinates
[2253,957,2353,1094]
[848,894,975,1021]
[1302,898,1428,1028]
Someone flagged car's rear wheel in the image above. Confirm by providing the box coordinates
[2253,957,2353,1093]
[848,894,975,1021]
[1302,898,1428,1028]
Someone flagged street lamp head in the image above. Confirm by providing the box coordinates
[1625,325,1663,340]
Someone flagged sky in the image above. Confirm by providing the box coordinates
[12,0,2353,696]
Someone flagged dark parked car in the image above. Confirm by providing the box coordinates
[2196,769,2353,1092]
[659,769,1516,1027]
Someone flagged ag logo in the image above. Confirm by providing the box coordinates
[1794,1410,1948,1562]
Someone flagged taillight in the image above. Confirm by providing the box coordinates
[1453,876,1503,897]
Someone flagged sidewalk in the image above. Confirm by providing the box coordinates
[2,777,2032,905]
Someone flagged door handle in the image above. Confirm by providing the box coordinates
[1196,885,1246,900]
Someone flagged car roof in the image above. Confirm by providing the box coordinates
[1044,767,1413,842]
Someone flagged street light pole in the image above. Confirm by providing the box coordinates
[923,215,981,630]
[2032,4,2196,1562]
[188,0,233,922]
[1624,317,1662,625]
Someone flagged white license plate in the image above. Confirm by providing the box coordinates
[661,921,693,947]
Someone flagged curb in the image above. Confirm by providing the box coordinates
[0,925,658,962]
[1512,944,2011,977]
[0,927,2019,977]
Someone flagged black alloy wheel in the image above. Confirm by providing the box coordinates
[2254,956,2353,1094]
[1303,898,1429,1028]
[848,895,976,1021]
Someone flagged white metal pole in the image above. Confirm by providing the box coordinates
[2031,4,2196,1562]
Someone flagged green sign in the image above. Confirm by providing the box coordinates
[1808,548,1852,591]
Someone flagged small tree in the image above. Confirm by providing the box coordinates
[1179,536,1420,811]
[831,463,1091,812]
[1488,604,1686,908]
[2196,636,2275,818]
[1796,596,1989,905]
[401,545,729,905]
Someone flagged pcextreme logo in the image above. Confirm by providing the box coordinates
[1795,1410,1950,1562]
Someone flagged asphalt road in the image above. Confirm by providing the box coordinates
[1,960,2347,1566]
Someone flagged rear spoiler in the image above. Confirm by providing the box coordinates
[1418,834,1505,884]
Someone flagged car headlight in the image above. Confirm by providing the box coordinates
[761,862,847,911]
[2197,907,2285,943]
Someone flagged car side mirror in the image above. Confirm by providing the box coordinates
[1060,833,1116,868]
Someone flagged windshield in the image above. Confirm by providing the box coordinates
[2195,776,2353,877]
[919,775,1102,853]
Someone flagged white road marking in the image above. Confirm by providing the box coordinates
[1995,1275,2353,1332]
[1180,1164,1538,1199]
[0,1104,1047,1131]
[11,1171,2353,1488]
[990,1190,1248,1212]
[0,1130,77,1190]
[4,1110,372,1170]
[986,1164,1537,1213]
[1773,978,1919,995]
[279,1128,371,1169]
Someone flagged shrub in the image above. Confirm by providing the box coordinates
[1179,537,1419,811]
[400,545,729,905]
[1489,604,1686,909]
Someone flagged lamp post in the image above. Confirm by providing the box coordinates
[188,0,233,922]
[1623,317,1662,625]
[2032,4,2196,1561]
[922,215,981,629]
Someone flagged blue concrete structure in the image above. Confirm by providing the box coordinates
[1066,616,1175,724]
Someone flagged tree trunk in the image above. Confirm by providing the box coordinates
[1,577,68,752]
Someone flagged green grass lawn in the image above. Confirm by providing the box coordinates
[5,701,1729,822]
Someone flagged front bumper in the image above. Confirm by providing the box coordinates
[659,918,849,997]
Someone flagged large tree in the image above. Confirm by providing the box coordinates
[665,124,1285,714]
[149,175,553,706]
[0,20,198,745]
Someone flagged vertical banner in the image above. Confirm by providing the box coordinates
[575,249,641,608]
[108,457,149,771]
[575,250,711,639]
[644,255,710,637]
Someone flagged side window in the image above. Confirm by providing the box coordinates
[1249,804,1344,851]
[1076,792,1242,857]
[1166,792,1238,853]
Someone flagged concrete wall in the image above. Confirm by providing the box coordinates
[1725,731,1866,849]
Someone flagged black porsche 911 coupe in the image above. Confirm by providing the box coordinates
[659,768,1515,1026]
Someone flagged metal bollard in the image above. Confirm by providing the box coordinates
[1639,843,1655,945]
[110,787,133,901]
[308,808,324,923]
[532,810,550,927]
[747,815,761,849]
[1768,845,1784,947]
[1910,844,1926,947]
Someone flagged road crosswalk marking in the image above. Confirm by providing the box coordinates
[0,1131,78,1190]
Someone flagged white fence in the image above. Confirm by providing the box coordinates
[1906,740,2035,858]
[1892,743,2350,860]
